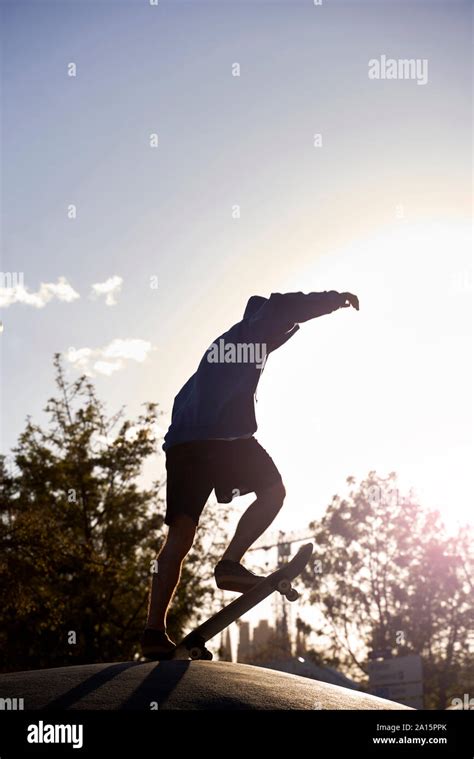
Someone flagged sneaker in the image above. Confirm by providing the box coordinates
[140,628,176,660]
[214,560,264,593]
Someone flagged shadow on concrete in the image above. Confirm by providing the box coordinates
[44,662,144,710]
[122,660,191,710]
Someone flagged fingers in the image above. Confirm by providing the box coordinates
[341,292,359,310]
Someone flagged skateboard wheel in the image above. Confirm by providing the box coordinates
[189,645,213,661]
[189,646,203,660]
[286,588,299,602]
[277,578,291,594]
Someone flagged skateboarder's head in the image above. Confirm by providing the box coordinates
[243,295,267,320]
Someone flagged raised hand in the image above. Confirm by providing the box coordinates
[341,292,359,311]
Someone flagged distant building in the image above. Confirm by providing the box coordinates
[219,628,232,662]
[253,620,272,648]
[235,618,292,664]
[237,621,252,662]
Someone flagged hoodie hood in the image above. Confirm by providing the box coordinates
[243,295,267,320]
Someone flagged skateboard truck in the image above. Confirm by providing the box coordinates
[184,634,213,661]
[274,576,300,602]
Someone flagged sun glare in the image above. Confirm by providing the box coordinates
[256,220,472,532]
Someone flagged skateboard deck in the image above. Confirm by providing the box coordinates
[173,542,313,660]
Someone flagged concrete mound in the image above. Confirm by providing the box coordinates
[0,660,413,710]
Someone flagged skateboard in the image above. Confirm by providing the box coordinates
[173,542,314,661]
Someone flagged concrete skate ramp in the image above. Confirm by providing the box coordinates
[0,660,413,710]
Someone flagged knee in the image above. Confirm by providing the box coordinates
[257,480,286,509]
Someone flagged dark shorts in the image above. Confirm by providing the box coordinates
[165,437,283,526]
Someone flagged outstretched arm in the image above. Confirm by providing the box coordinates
[250,290,359,336]
[278,290,359,322]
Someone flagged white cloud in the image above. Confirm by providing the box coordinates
[65,338,153,377]
[0,277,80,308]
[93,360,123,376]
[102,338,150,362]
[91,275,123,306]
[64,347,93,368]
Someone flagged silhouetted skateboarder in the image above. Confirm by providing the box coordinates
[141,290,359,659]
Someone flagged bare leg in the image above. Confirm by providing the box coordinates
[146,514,196,631]
[221,481,286,563]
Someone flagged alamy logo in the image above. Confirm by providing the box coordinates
[368,55,428,85]
[207,339,267,369]
[450,693,474,710]
[0,271,25,289]
[27,721,83,749]
[0,697,24,710]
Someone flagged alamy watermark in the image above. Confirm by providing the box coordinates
[27,721,83,749]
[450,693,473,710]
[0,697,24,710]
[0,271,25,289]
[368,55,428,86]
[367,483,401,508]
[207,339,267,369]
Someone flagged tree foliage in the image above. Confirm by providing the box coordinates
[0,356,228,672]
[304,472,473,708]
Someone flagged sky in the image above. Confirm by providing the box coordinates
[1,0,472,555]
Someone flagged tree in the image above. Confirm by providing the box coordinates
[303,472,473,708]
[0,355,229,672]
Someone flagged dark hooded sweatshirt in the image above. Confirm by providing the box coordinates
[162,291,346,451]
